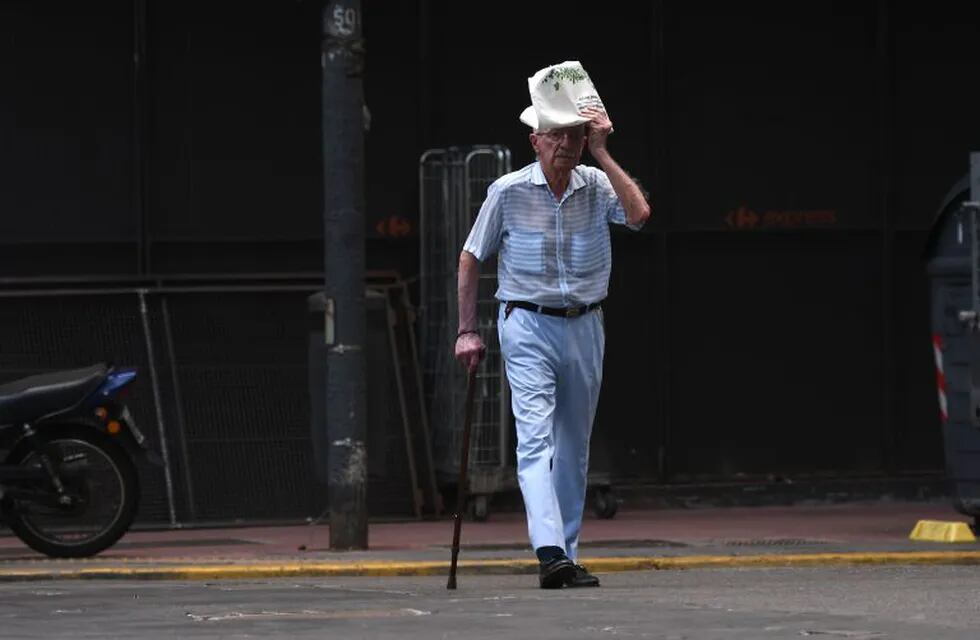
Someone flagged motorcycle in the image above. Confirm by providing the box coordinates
[0,363,160,558]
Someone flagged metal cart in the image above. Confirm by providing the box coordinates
[419,145,513,520]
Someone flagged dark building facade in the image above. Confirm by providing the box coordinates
[2,0,979,507]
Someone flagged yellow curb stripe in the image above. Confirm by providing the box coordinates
[584,551,980,571]
[2,551,980,581]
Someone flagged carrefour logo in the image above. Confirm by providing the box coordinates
[725,206,837,230]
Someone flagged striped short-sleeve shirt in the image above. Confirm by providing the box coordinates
[462,161,641,307]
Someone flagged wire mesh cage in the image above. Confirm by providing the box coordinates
[419,145,514,516]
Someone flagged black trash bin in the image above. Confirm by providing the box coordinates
[925,152,980,524]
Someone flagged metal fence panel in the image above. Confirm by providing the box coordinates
[419,146,513,504]
[0,280,428,527]
[162,289,318,522]
[0,291,173,524]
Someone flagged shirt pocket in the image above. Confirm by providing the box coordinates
[506,230,545,274]
[569,231,605,276]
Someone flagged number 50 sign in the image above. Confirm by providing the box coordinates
[325,2,360,39]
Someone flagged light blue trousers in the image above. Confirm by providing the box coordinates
[497,304,604,561]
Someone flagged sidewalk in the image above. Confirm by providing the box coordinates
[0,501,978,581]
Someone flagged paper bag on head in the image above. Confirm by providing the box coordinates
[518,61,606,132]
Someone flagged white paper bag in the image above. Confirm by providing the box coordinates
[519,61,606,131]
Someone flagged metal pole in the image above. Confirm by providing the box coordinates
[321,0,368,549]
[400,280,442,515]
[160,295,197,522]
[876,0,897,472]
[972,153,980,315]
[137,291,178,527]
[132,0,149,274]
[384,293,423,519]
[651,0,671,482]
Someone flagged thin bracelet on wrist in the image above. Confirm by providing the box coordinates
[457,329,479,339]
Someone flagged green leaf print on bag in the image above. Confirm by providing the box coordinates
[544,66,588,92]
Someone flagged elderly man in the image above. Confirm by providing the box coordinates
[454,61,650,589]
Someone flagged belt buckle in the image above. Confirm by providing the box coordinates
[566,307,581,318]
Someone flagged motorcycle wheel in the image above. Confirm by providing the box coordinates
[4,426,139,558]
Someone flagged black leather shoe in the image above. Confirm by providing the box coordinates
[565,564,600,588]
[538,556,576,589]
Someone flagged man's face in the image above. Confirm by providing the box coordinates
[530,125,586,173]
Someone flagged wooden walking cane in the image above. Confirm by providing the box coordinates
[447,366,478,589]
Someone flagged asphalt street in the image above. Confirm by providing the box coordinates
[1,566,977,639]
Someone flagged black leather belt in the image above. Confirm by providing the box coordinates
[504,300,602,319]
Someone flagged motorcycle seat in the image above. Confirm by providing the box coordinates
[0,364,109,426]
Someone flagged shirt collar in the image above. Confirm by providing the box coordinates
[530,161,586,194]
